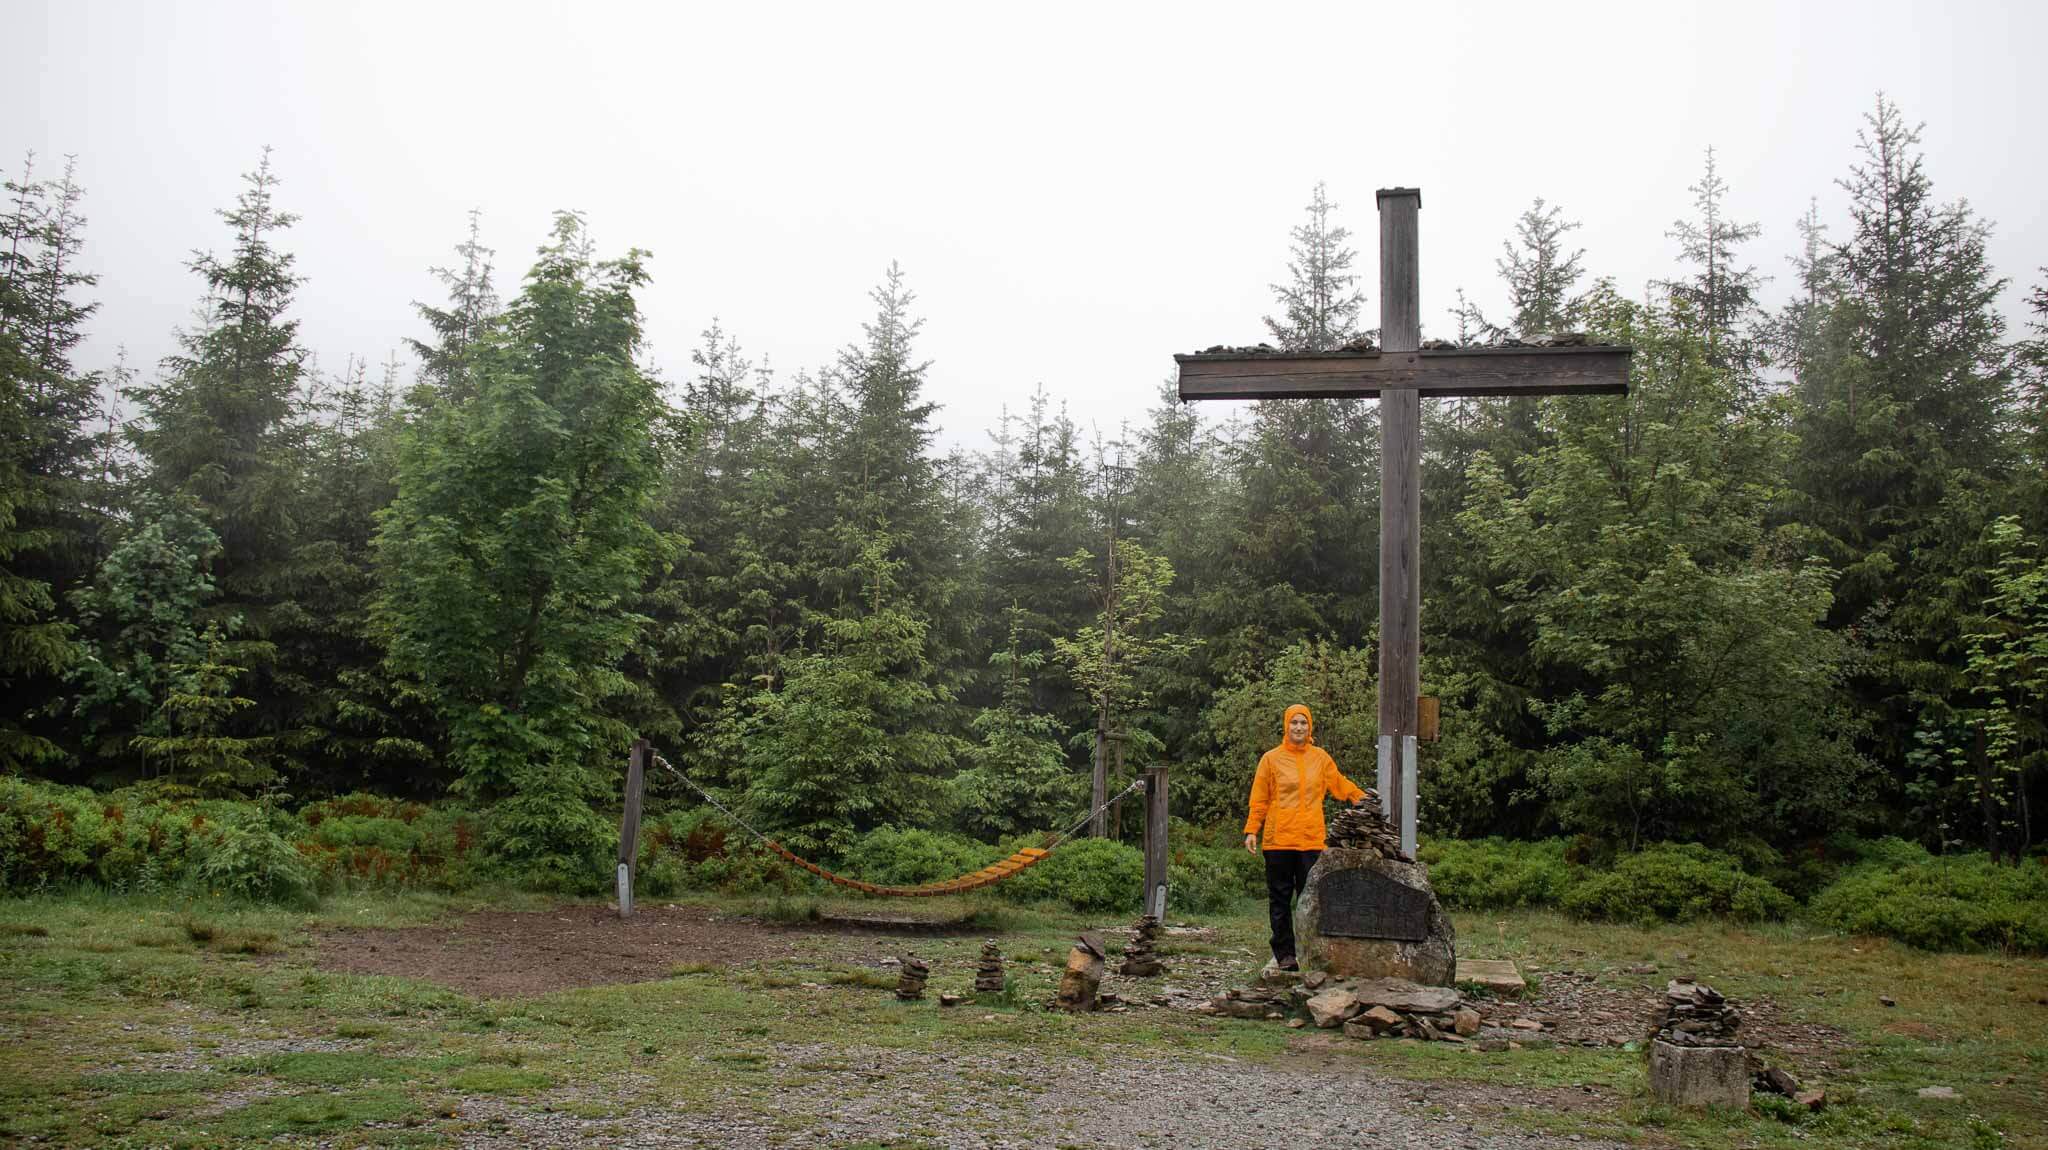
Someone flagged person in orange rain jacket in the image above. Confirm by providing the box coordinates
[1242,703,1366,969]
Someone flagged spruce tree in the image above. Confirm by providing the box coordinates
[822,264,967,695]
[1787,94,2013,797]
[293,357,435,794]
[405,209,498,405]
[127,149,311,775]
[0,152,101,774]
[735,530,960,859]
[1660,147,1764,372]
[1263,182,1366,351]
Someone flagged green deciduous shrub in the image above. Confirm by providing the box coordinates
[1562,842,1796,924]
[843,827,1000,887]
[1809,854,2048,954]
[1421,837,1575,910]
[996,837,1144,912]
[193,823,318,906]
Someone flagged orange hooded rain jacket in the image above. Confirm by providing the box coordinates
[1243,704,1366,851]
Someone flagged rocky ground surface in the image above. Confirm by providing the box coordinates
[447,1040,1630,1150]
[286,907,1856,1147]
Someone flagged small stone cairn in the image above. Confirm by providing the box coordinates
[1647,978,1751,1108]
[1326,791,1408,860]
[1119,915,1165,978]
[1655,978,1741,1046]
[973,940,1006,994]
[894,954,930,1001]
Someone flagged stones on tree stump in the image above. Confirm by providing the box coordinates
[1120,915,1165,978]
[895,955,930,1001]
[1657,979,1742,1047]
[1648,978,1752,1109]
[974,940,1006,994]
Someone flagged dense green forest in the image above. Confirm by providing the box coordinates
[3,94,2043,891]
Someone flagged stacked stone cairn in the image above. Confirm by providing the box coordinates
[1119,915,1165,978]
[1656,979,1741,1047]
[1326,791,1407,860]
[974,940,1006,994]
[894,955,930,1001]
[1646,977,1753,1108]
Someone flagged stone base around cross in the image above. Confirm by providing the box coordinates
[1454,957,1526,998]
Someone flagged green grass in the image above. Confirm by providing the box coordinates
[0,888,2041,1149]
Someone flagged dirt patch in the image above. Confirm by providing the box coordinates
[312,904,822,997]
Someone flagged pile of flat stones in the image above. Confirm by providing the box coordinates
[894,955,930,1001]
[1119,915,1165,977]
[1326,794,1407,860]
[1200,970,1481,1043]
[973,941,1006,994]
[1656,978,1741,1046]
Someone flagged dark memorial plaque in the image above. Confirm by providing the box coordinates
[1317,867,1430,942]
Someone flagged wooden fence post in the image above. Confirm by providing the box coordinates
[618,738,647,917]
[1142,765,1169,919]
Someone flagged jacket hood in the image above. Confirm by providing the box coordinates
[1280,703,1315,748]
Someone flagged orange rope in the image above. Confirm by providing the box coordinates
[759,843,1050,896]
[650,749,1142,898]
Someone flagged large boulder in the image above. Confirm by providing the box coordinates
[1294,848,1456,986]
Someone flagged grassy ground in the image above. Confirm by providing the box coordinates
[0,887,2041,1148]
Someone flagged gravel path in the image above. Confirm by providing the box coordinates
[451,1041,1630,1149]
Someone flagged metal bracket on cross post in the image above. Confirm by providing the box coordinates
[1376,735,1394,821]
[1401,735,1418,859]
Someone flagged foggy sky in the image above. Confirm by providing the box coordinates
[10,1,2045,453]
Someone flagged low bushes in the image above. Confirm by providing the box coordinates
[1424,837,1794,924]
[1561,842,1797,924]
[0,778,316,903]
[1809,850,2048,953]
[1420,837,1574,910]
[843,827,1001,887]
[7,774,2039,952]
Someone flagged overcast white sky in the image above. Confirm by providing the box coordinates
[10,1,2045,452]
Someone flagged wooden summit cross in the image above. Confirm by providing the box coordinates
[1174,188,1630,857]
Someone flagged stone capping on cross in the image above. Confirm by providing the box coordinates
[1173,187,1631,858]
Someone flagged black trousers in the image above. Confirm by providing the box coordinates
[1263,849,1320,962]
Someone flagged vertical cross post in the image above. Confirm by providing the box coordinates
[618,738,647,917]
[1141,765,1169,918]
[1377,188,1422,858]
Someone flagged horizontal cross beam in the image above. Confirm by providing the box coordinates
[1174,345,1632,401]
